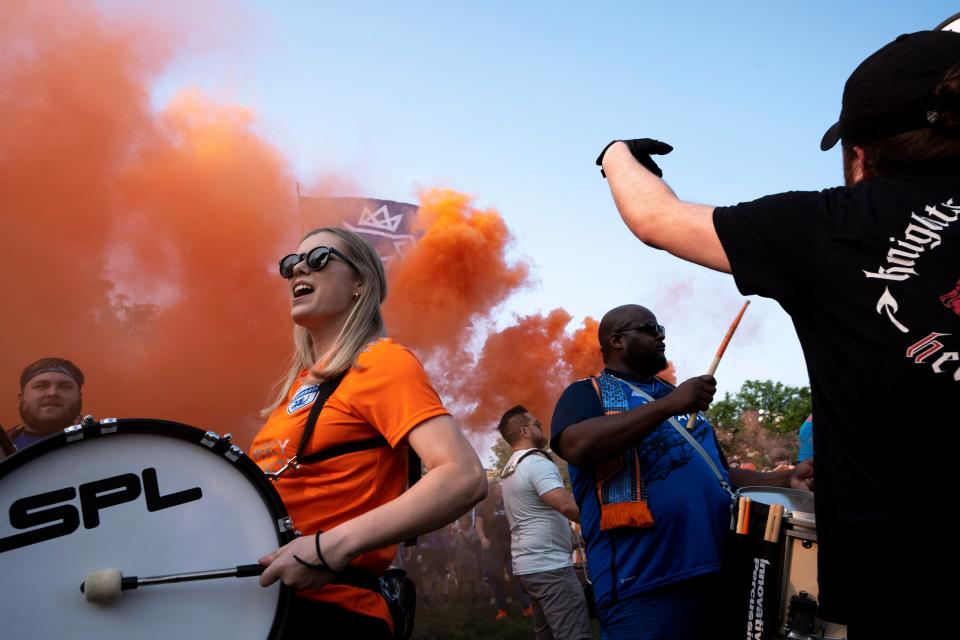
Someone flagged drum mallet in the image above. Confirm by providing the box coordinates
[81,564,266,604]
[686,300,750,430]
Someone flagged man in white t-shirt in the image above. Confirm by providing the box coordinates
[498,405,592,640]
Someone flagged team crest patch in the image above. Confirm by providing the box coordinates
[287,384,320,414]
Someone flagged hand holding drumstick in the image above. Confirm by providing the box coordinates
[686,301,750,429]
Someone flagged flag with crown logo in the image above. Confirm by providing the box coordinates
[297,194,420,265]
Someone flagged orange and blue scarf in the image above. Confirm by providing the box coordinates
[590,372,655,531]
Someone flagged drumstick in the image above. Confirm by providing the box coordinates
[763,504,781,542]
[740,498,751,534]
[686,300,751,430]
[735,497,751,535]
[81,564,266,604]
[768,504,784,543]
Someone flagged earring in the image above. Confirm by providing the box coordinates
[353,291,360,299]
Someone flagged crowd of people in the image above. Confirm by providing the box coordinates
[2,25,957,640]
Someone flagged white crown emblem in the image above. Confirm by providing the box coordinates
[358,205,403,233]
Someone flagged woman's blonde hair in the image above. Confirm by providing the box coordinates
[262,226,388,415]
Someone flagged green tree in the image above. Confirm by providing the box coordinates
[707,379,810,434]
[706,379,811,469]
[706,392,741,432]
[489,437,512,474]
[735,380,811,434]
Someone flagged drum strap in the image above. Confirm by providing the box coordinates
[295,374,347,458]
[298,436,389,464]
[295,372,422,546]
[614,377,735,500]
[332,567,382,593]
[500,448,553,479]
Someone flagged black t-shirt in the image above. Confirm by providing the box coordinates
[714,174,959,622]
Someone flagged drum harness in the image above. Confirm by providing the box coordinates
[613,377,737,504]
[265,373,421,597]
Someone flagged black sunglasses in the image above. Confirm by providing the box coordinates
[618,321,665,337]
[278,246,359,279]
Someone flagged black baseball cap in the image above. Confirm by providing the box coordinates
[820,30,960,151]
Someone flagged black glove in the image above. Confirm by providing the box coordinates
[596,139,673,178]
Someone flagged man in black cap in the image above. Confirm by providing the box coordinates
[5,357,84,449]
[595,30,959,637]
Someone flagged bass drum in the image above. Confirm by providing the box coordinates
[0,418,294,639]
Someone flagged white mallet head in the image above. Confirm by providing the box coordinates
[82,569,123,604]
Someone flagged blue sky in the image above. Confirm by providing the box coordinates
[152,1,959,400]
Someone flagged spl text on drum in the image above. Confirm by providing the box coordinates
[0,418,296,640]
[0,467,201,553]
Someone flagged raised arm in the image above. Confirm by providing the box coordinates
[601,141,731,273]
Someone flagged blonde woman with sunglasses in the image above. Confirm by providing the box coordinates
[252,227,486,638]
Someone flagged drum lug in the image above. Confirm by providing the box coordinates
[64,423,84,442]
[201,431,221,448]
[99,417,118,435]
[200,431,244,462]
[277,517,294,533]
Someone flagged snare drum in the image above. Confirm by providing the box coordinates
[936,11,960,32]
[736,487,847,639]
[0,418,295,639]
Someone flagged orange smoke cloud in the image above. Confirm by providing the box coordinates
[0,1,601,451]
[0,1,296,443]
[450,311,600,435]
[562,317,603,381]
[384,189,530,354]
[380,192,601,436]
[657,361,677,385]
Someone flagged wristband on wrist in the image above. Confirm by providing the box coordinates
[293,530,336,573]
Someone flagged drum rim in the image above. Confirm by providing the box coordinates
[737,485,816,515]
[935,11,960,31]
[0,417,294,639]
[737,486,813,498]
